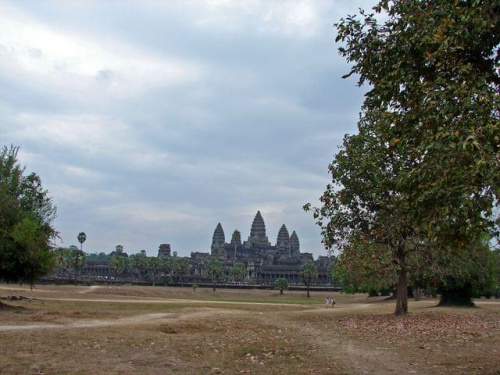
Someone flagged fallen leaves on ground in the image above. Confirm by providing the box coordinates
[332,311,499,348]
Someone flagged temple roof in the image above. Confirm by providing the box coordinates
[290,231,300,255]
[276,224,290,247]
[211,223,225,253]
[250,211,266,238]
[247,211,271,246]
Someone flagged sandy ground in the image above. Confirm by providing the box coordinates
[0,284,499,375]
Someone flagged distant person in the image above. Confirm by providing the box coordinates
[325,297,332,308]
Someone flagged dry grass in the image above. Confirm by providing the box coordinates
[0,284,499,374]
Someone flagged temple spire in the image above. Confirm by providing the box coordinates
[290,231,300,255]
[211,223,226,254]
[246,211,271,247]
[276,224,291,256]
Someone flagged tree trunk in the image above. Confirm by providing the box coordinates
[280,288,283,295]
[306,285,310,298]
[394,267,408,315]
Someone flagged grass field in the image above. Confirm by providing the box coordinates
[0,284,499,374]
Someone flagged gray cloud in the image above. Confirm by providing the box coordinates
[0,0,371,256]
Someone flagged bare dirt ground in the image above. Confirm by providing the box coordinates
[0,284,499,375]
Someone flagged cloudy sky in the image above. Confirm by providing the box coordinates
[1,0,372,257]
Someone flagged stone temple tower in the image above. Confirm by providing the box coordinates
[290,231,300,256]
[276,224,291,256]
[158,244,171,257]
[211,223,225,255]
[245,211,271,247]
[230,230,242,246]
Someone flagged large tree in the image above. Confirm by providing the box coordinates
[308,0,499,315]
[0,146,57,287]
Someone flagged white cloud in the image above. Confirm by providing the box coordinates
[11,113,132,153]
[94,202,206,226]
[261,1,320,38]
[191,0,321,38]
[0,3,203,100]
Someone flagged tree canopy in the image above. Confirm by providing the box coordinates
[274,277,289,295]
[77,232,87,251]
[307,0,499,314]
[0,145,57,287]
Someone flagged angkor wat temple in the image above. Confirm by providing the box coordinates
[62,211,333,286]
[187,211,332,285]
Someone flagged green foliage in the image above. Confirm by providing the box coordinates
[109,244,127,258]
[70,248,86,275]
[77,232,87,249]
[300,263,318,297]
[493,249,500,288]
[332,239,398,294]
[438,245,498,305]
[274,277,289,295]
[0,145,57,287]
[53,247,73,273]
[173,257,189,279]
[207,259,224,291]
[192,283,198,292]
[231,230,241,244]
[55,246,85,282]
[307,0,500,315]
[109,255,128,276]
[336,0,499,248]
[129,252,148,280]
[230,262,246,283]
[147,256,164,285]
[85,252,109,262]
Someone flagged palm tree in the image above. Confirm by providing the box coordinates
[70,247,86,283]
[77,232,87,251]
[174,257,189,287]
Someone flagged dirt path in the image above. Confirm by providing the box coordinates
[78,285,102,294]
[257,309,391,374]
[23,295,309,307]
[0,307,245,331]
